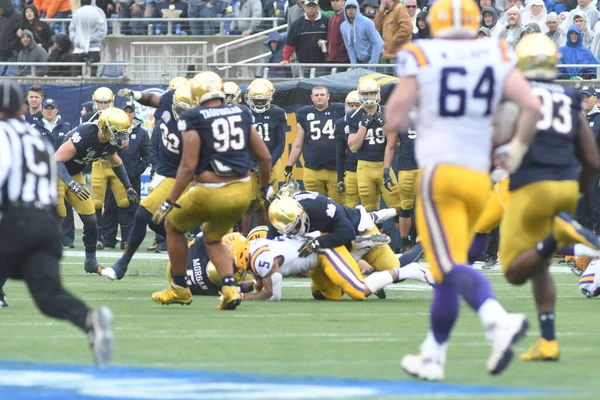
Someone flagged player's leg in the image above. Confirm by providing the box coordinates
[309,264,344,300]
[108,169,131,209]
[303,167,327,195]
[317,246,366,300]
[376,165,402,233]
[344,171,360,208]
[325,170,344,205]
[242,173,259,235]
[469,180,506,263]
[91,162,108,248]
[0,276,8,308]
[398,169,418,251]
[356,161,379,212]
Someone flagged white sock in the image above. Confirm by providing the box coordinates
[421,331,448,365]
[477,298,508,329]
[574,244,600,257]
[364,271,394,293]
[395,263,420,282]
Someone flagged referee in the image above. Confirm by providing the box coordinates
[0,83,114,366]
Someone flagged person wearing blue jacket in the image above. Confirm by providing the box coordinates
[340,0,383,70]
[263,31,290,78]
[35,98,72,150]
[558,24,599,79]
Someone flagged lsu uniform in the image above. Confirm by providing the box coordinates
[297,103,346,204]
[579,258,600,298]
[168,105,254,241]
[500,81,582,272]
[58,123,121,218]
[347,106,402,212]
[249,235,319,277]
[396,125,418,217]
[335,116,360,208]
[396,39,516,283]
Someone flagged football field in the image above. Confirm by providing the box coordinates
[0,244,597,400]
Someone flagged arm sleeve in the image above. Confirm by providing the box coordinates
[113,163,133,188]
[148,126,160,169]
[91,17,108,43]
[341,24,357,64]
[230,7,239,31]
[56,161,75,185]
[392,6,412,47]
[318,209,357,249]
[248,0,263,32]
[270,115,286,167]
[374,9,385,33]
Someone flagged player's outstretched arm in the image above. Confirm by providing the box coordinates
[243,262,282,301]
[117,89,161,109]
[575,113,600,191]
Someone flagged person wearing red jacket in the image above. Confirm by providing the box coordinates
[321,0,349,70]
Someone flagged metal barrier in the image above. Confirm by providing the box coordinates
[129,41,208,82]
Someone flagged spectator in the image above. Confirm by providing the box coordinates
[545,0,568,14]
[361,0,378,20]
[229,0,262,35]
[477,0,502,15]
[557,24,598,79]
[153,0,189,33]
[40,0,72,19]
[24,85,44,124]
[518,21,542,41]
[263,31,290,77]
[374,0,412,73]
[340,0,383,69]
[116,0,145,35]
[546,11,566,46]
[498,0,522,24]
[404,0,419,34]
[498,6,523,48]
[188,0,217,36]
[572,11,594,48]
[478,26,492,37]
[261,0,287,31]
[69,0,107,76]
[287,0,304,31]
[0,0,22,73]
[482,7,503,37]
[280,0,328,77]
[414,9,429,38]
[35,98,72,149]
[17,29,48,76]
[95,0,115,17]
[19,5,53,51]
[567,0,599,29]
[47,32,74,76]
[521,0,548,33]
[322,0,348,68]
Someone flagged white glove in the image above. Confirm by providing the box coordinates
[493,140,529,174]
[490,168,509,184]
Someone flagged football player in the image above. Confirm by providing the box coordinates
[223,81,242,105]
[82,87,115,123]
[336,90,361,208]
[395,111,418,252]
[576,257,600,298]
[384,0,542,381]
[54,108,139,275]
[498,34,600,362]
[151,71,272,311]
[242,78,288,235]
[286,86,346,204]
[104,83,194,280]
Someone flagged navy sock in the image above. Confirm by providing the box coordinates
[536,235,557,259]
[431,282,459,344]
[172,274,187,287]
[446,264,494,311]
[539,312,556,341]
[149,220,167,238]
[125,207,152,254]
[468,232,489,264]
[399,242,423,267]
[222,276,235,286]
[400,236,410,248]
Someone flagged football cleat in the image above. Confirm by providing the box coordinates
[369,208,397,225]
[217,285,242,310]
[0,288,8,308]
[84,260,104,275]
[486,313,529,375]
[401,355,445,381]
[105,259,129,281]
[482,255,500,270]
[353,233,390,252]
[373,288,387,299]
[87,307,114,367]
[101,267,118,281]
[519,338,560,361]
[152,283,193,305]
[553,213,600,250]
[400,262,435,285]
[147,242,158,251]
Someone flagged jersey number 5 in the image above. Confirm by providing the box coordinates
[439,66,495,117]
[212,115,245,152]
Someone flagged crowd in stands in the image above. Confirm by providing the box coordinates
[2,0,600,77]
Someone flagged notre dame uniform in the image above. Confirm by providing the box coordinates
[58,123,120,218]
[396,126,418,216]
[500,81,583,272]
[297,103,345,204]
[167,105,254,240]
[335,116,360,207]
[183,233,221,296]
[347,106,402,212]
[153,89,175,121]
[250,104,287,200]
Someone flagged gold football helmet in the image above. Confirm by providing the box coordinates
[247,225,269,241]
[357,78,380,107]
[92,87,115,112]
[172,81,193,121]
[345,90,361,113]
[278,180,301,197]
[268,196,310,236]
[190,71,225,106]
[567,256,592,277]
[428,0,480,38]
[168,76,188,90]
[223,81,242,105]
[98,107,132,148]
[222,232,249,282]
[515,33,559,81]
[246,78,274,114]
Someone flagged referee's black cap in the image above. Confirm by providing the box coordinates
[0,82,23,118]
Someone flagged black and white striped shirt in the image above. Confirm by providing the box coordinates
[0,118,57,218]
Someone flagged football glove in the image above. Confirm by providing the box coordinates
[251,166,259,175]
[284,166,293,182]
[298,238,321,257]
[360,113,373,128]
[337,181,345,196]
[117,88,134,99]
[383,168,394,192]
[493,140,528,174]
[257,183,276,208]
[373,112,385,127]
[152,199,180,225]
[68,181,91,201]
[126,187,140,204]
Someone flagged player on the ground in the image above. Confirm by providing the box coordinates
[103,84,194,280]
[286,85,346,204]
[54,109,138,275]
[223,81,242,105]
[241,78,287,234]
[82,87,115,123]
[151,71,272,310]
[336,90,361,208]
[498,34,600,361]
[384,0,542,381]
[0,82,113,365]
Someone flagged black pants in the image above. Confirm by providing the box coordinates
[62,200,75,246]
[576,183,600,233]
[102,178,140,247]
[486,227,500,257]
[0,208,90,331]
[70,51,101,77]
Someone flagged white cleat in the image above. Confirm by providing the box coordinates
[87,307,114,367]
[101,267,118,281]
[486,313,529,375]
[353,233,391,252]
[401,262,435,285]
[370,208,398,224]
[401,355,445,381]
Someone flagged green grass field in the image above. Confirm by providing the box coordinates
[0,242,598,399]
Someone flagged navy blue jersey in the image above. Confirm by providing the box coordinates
[154,90,175,121]
[297,103,345,170]
[510,81,581,191]
[250,104,287,167]
[81,111,101,124]
[154,112,183,178]
[24,110,42,126]
[267,191,361,249]
[346,106,387,162]
[63,123,120,175]
[396,127,418,171]
[178,105,254,177]
[335,116,358,182]
[185,233,221,296]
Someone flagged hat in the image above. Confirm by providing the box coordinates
[529,0,544,6]
[122,100,136,111]
[546,11,558,22]
[43,98,58,108]
[478,26,492,36]
[580,86,597,97]
[305,0,318,5]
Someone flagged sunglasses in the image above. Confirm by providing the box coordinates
[406,5,417,7]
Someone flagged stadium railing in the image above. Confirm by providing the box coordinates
[129,41,209,81]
